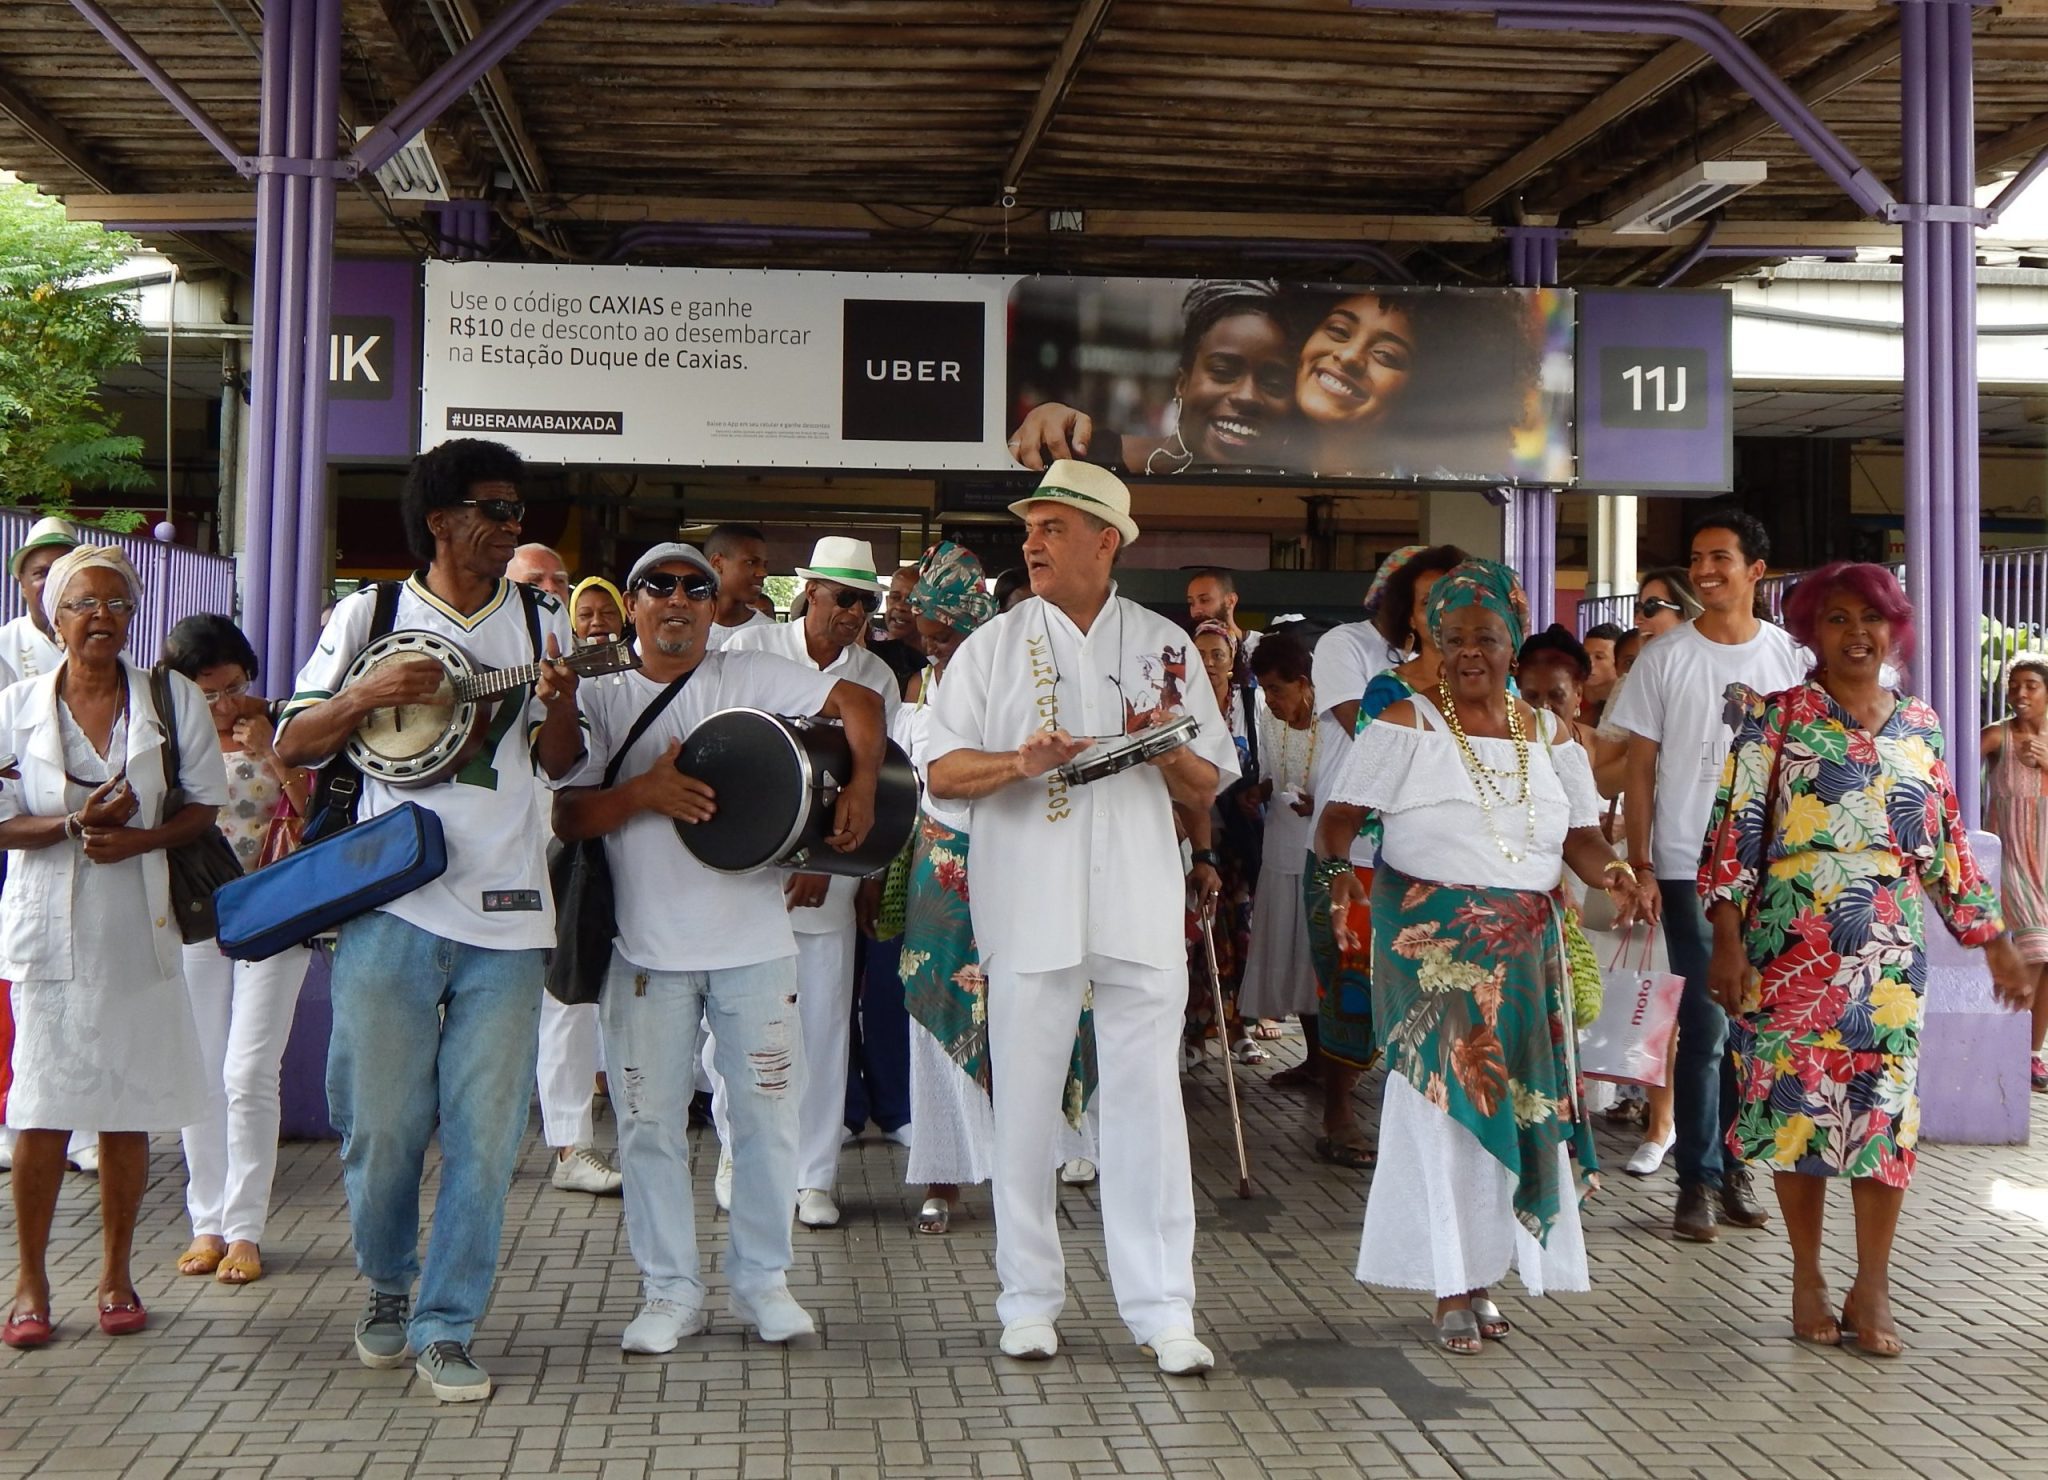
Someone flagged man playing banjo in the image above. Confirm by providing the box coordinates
[555,543,884,1351]
[724,537,900,1229]
[275,438,585,1403]
[926,461,1238,1375]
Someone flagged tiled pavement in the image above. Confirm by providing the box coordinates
[6,1031,2048,1479]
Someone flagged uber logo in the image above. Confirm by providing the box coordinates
[841,298,984,443]
[329,313,395,401]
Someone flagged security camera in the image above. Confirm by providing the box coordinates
[1000,189,1018,210]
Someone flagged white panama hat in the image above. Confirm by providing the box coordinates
[794,536,886,593]
[1007,459,1140,546]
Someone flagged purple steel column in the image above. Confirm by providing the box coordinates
[241,0,292,675]
[263,0,316,685]
[1505,226,1561,630]
[1947,0,1983,816]
[290,0,344,666]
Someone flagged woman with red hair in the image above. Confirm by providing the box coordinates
[1698,562,2030,1357]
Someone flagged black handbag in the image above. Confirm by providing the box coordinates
[150,665,245,944]
[546,668,691,1006]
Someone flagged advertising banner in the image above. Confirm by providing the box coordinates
[1575,288,1733,494]
[420,263,1576,485]
[328,259,420,461]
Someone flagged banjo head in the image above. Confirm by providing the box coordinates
[342,630,479,784]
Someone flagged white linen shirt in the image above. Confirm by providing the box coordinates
[0,660,230,982]
[704,609,774,651]
[1309,620,1399,866]
[925,590,1240,976]
[724,618,902,934]
[0,614,63,689]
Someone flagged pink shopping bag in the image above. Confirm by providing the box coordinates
[1578,925,1684,1087]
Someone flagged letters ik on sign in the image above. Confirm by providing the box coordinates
[1598,346,1709,431]
[329,314,394,402]
[841,299,985,443]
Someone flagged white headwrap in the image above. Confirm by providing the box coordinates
[42,545,143,636]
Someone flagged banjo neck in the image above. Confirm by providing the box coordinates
[447,642,637,705]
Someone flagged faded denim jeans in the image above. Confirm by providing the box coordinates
[327,910,543,1349]
[599,949,804,1307]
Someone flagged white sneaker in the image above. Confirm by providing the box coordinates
[1146,1326,1214,1375]
[551,1144,624,1195]
[66,1140,99,1175]
[1624,1130,1677,1177]
[713,1149,734,1212]
[727,1285,815,1343]
[999,1318,1059,1359]
[1059,1157,1097,1186]
[840,1126,857,1148]
[885,1123,913,1149]
[795,1188,840,1227]
[0,1129,13,1172]
[622,1298,707,1354]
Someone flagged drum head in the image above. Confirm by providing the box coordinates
[342,630,473,783]
[677,709,808,873]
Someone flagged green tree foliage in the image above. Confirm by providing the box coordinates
[0,179,150,511]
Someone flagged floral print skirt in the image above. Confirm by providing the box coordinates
[1304,854,1379,1070]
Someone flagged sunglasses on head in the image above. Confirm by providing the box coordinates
[462,497,526,524]
[634,571,717,602]
[1636,597,1683,618]
[825,586,881,614]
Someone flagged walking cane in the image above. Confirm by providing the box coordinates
[1197,906,1255,1199]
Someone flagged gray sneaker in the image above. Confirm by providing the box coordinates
[354,1291,411,1369]
[416,1340,492,1402]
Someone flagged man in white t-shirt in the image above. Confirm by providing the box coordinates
[702,523,774,651]
[1186,568,1260,660]
[928,462,1238,1376]
[1606,508,1809,1245]
[725,537,900,1228]
[276,439,586,1403]
[555,543,884,1353]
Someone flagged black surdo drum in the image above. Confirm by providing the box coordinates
[675,708,919,877]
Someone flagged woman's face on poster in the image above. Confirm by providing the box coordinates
[1176,311,1294,464]
[1295,295,1415,431]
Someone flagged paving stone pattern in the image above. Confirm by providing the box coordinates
[5,1032,2047,1478]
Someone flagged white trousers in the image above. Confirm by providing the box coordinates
[791,925,856,1192]
[987,956,1195,1345]
[178,941,312,1243]
[536,993,602,1149]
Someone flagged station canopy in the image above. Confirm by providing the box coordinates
[5,0,2047,287]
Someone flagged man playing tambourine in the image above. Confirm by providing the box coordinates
[927,461,1239,1375]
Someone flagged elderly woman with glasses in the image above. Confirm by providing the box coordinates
[0,548,229,1348]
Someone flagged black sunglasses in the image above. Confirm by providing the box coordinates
[463,497,526,524]
[1636,597,1683,618]
[826,587,881,614]
[634,571,717,602]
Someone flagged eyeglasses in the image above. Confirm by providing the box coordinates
[1635,597,1683,618]
[633,570,717,602]
[199,678,250,705]
[58,597,136,617]
[462,497,526,524]
[827,587,881,614]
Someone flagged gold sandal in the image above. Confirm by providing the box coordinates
[215,1244,264,1285]
[177,1239,225,1276]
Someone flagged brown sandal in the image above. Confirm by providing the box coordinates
[177,1238,225,1276]
[216,1244,263,1285]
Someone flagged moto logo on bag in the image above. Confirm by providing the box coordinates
[841,299,985,443]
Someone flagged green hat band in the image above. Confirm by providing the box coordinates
[807,565,879,583]
[1035,485,1126,520]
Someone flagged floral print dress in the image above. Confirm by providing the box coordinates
[1698,682,2002,1188]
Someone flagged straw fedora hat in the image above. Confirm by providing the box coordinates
[1008,460,1140,546]
[794,535,886,593]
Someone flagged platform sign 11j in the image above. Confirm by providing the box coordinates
[1575,289,1732,494]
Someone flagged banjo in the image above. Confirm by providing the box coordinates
[341,630,639,786]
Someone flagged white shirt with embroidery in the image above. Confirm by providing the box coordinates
[277,575,576,951]
[925,591,1240,977]
[723,617,902,933]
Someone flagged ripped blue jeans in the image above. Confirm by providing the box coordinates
[598,950,805,1306]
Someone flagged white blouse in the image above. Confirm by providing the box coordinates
[1326,694,1600,893]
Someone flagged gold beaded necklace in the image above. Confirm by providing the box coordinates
[1435,675,1535,865]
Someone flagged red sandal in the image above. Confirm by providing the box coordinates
[98,1299,147,1336]
[3,1310,54,1349]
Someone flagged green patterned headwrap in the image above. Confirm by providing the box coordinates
[908,540,996,636]
[1425,558,1530,652]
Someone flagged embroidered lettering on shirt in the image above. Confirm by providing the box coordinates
[1028,634,1071,822]
[481,889,544,912]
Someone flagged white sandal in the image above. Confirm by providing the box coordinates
[916,1198,951,1235]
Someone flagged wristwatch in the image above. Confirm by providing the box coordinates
[1191,848,1223,869]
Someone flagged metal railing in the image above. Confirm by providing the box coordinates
[1577,547,2048,725]
[0,510,238,670]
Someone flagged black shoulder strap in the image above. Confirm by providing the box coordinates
[517,580,544,662]
[149,664,181,800]
[601,668,694,789]
[371,577,402,642]
[307,580,403,839]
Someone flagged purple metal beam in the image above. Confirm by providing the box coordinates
[241,0,292,678]
[1504,225,1561,629]
[68,0,251,173]
[1987,145,2048,223]
[351,0,578,176]
[291,0,344,665]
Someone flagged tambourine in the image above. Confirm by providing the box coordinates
[1056,712,1200,787]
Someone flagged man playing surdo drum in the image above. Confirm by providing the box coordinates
[554,544,884,1352]
[926,461,1239,1374]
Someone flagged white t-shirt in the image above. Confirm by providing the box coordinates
[724,617,902,933]
[277,575,577,951]
[926,591,1240,975]
[0,614,62,689]
[1603,619,1809,879]
[896,686,967,832]
[704,609,774,651]
[576,653,837,972]
[1308,620,1400,866]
